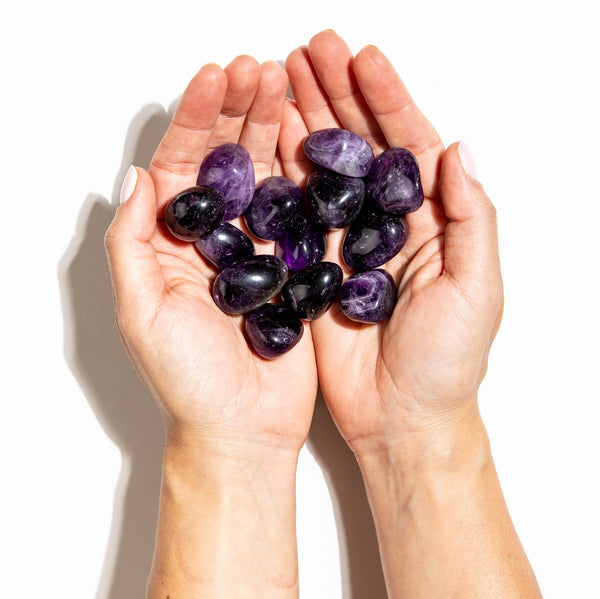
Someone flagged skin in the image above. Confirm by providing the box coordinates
[280,30,542,598]
[105,30,542,599]
[105,57,315,598]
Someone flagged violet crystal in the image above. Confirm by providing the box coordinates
[197,143,255,220]
[163,185,225,242]
[339,269,397,323]
[245,303,304,359]
[194,222,254,269]
[367,147,424,215]
[303,128,374,177]
[307,167,365,229]
[281,261,343,321]
[342,205,408,271]
[212,255,288,314]
[244,176,303,240]
[275,215,326,272]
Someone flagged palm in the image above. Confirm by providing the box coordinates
[279,32,455,447]
[127,57,318,449]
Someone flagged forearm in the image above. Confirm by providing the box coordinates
[147,440,300,599]
[357,410,542,599]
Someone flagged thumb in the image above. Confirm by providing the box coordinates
[104,165,163,326]
[439,141,501,292]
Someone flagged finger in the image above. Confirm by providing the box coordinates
[352,45,444,197]
[306,30,385,152]
[207,54,261,149]
[278,99,312,185]
[238,60,289,183]
[150,63,228,212]
[105,166,164,329]
[439,142,501,297]
[285,45,340,131]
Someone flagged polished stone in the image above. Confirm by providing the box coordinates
[339,269,396,323]
[245,303,304,359]
[275,215,326,272]
[281,261,343,321]
[307,166,365,229]
[194,222,254,269]
[212,255,288,314]
[197,143,255,220]
[303,128,374,177]
[342,205,408,271]
[163,185,225,242]
[367,147,424,215]
[244,176,303,240]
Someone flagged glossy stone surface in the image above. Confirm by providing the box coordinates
[303,128,374,177]
[339,269,397,323]
[342,205,408,271]
[163,186,225,242]
[212,255,288,314]
[275,215,326,272]
[245,303,304,359]
[244,176,303,240]
[197,143,255,220]
[194,222,254,269]
[307,167,366,229]
[367,147,424,215]
[281,261,343,321]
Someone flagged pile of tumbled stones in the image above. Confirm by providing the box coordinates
[163,128,424,359]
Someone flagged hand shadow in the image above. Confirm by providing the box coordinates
[57,103,173,599]
[307,390,388,599]
[58,101,387,599]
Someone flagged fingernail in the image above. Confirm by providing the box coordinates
[120,165,138,204]
[458,140,478,181]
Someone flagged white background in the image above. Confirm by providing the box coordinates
[1,1,599,597]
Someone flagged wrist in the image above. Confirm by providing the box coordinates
[354,403,492,492]
[148,437,300,598]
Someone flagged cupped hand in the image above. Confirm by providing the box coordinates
[280,31,503,457]
[105,57,317,458]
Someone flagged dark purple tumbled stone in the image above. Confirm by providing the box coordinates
[366,147,424,215]
[303,128,374,177]
[339,269,397,323]
[245,303,304,359]
[275,215,326,272]
[163,186,225,242]
[244,176,303,240]
[342,205,408,271]
[193,222,254,269]
[307,167,366,229]
[197,143,255,220]
[281,261,343,321]
[212,255,288,314]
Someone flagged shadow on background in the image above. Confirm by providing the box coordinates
[58,104,387,599]
[307,391,387,598]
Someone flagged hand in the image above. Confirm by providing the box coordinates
[280,31,503,459]
[105,56,318,460]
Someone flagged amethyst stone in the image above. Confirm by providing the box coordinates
[212,255,288,314]
[163,186,225,242]
[307,167,366,229]
[244,176,303,240]
[303,128,374,177]
[194,222,254,269]
[367,147,424,215]
[342,205,408,271]
[339,269,397,323]
[197,143,255,220]
[281,261,343,321]
[245,303,304,359]
[275,215,326,272]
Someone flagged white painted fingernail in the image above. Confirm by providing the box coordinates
[458,140,478,181]
[120,165,138,204]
